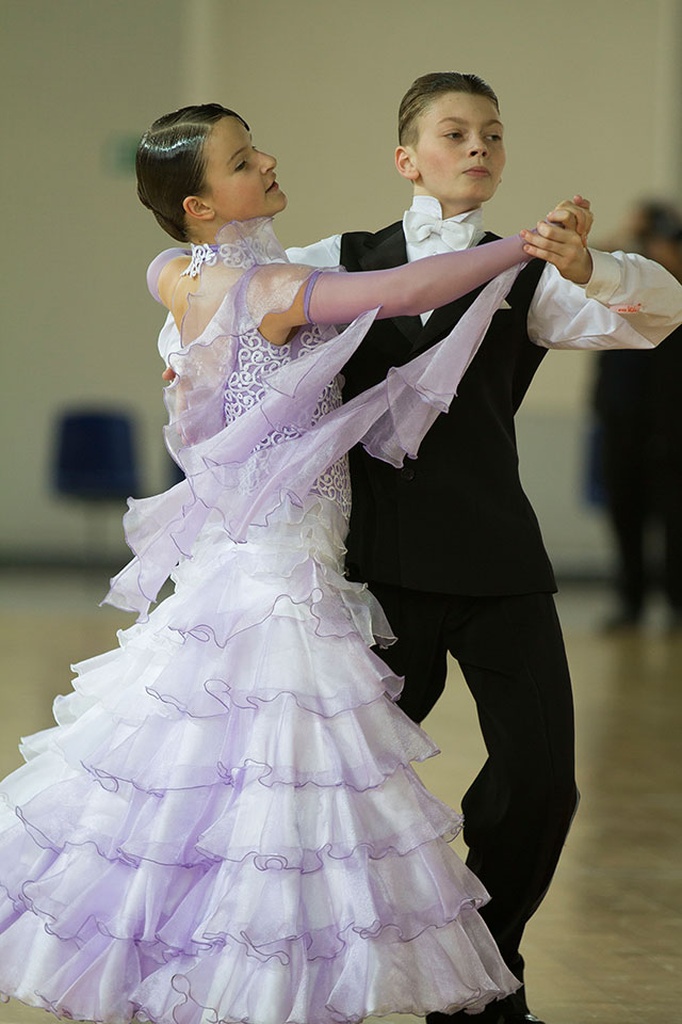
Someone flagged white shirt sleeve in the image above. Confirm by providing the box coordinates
[158,311,182,362]
[528,249,682,350]
[285,235,342,268]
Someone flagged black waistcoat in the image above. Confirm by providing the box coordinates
[340,221,556,596]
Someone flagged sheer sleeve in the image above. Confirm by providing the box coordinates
[146,247,190,304]
[243,262,323,327]
[305,234,527,324]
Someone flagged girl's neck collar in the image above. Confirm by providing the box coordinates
[183,242,220,278]
[182,217,286,278]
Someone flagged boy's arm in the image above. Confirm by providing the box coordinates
[520,195,682,349]
[285,234,342,267]
[528,248,682,349]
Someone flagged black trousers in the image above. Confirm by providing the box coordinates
[368,584,579,1014]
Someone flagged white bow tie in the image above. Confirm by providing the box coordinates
[403,209,477,250]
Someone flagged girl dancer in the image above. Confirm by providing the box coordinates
[0,103,576,1024]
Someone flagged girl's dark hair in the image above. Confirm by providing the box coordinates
[136,103,249,241]
[398,72,500,146]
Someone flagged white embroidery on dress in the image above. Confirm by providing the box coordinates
[182,244,219,279]
[213,217,290,269]
[180,220,352,519]
[223,325,351,518]
[217,235,287,269]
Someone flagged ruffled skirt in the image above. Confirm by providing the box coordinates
[0,496,517,1024]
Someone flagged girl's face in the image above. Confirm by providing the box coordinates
[187,117,286,239]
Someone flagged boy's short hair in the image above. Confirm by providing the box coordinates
[398,72,500,146]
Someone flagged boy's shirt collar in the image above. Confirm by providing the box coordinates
[404,196,485,250]
[402,198,488,323]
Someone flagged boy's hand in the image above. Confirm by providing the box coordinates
[521,195,593,284]
[521,221,593,284]
[547,194,593,246]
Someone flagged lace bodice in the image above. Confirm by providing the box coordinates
[224,322,351,519]
[180,220,351,519]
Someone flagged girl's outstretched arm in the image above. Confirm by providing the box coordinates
[307,233,527,325]
[260,233,527,344]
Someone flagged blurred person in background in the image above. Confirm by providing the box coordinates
[592,200,682,630]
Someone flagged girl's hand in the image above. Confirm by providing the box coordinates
[162,366,177,382]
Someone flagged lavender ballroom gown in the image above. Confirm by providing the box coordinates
[0,220,523,1024]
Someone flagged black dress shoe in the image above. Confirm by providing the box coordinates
[492,988,546,1024]
[501,1014,545,1024]
[463,1007,545,1024]
[427,987,546,1024]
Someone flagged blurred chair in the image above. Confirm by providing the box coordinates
[52,409,140,564]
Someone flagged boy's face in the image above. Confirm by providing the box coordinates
[396,92,506,218]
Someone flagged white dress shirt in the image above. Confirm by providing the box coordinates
[285,195,682,350]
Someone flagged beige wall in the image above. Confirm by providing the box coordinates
[1,0,189,562]
[2,0,681,571]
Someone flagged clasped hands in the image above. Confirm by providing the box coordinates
[521,194,594,284]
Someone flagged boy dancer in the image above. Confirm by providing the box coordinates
[287,72,682,1023]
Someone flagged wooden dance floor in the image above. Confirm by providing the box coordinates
[0,571,679,1024]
